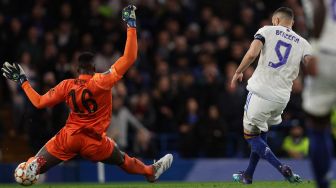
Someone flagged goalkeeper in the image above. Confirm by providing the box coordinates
[2,5,172,184]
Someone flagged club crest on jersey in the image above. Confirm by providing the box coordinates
[48,88,56,97]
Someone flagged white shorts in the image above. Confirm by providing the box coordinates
[243,92,287,135]
[303,51,336,116]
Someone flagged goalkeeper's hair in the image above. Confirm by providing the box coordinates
[273,7,294,20]
[78,52,95,74]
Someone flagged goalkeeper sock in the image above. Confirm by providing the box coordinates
[247,136,282,173]
[119,154,153,176]
[245,132,267,178]
[308,128,333,188]
[26,156,46,174]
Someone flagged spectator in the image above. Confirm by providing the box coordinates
[94,41,121,72]
[282,123,309,159]
[59,2,74,23]
[220,63,247,157]
[178,97,200,158]
[28,72,67,153]
[56,21,76,55]
[198,62,223,109]
[155,30,172,60]
[152,76,176,133]
[7,52,38,135]
[17,26,43,67]
[42,32,58,72]
[108,94,151,152]
[198,105,227,157]
[0,0,317,160]
[6,18,23,62]
[131,92,156,131]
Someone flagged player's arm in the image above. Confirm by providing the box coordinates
[114,5,138,75]
[302,39,317,76]
[113,27,137,76]
[303,55,318,76]
[312,0,326,38]
[231,39,263,88]
[93,5,137,90]
[1,62,65,109]
[21,81,66,109]
[302,0,324,77]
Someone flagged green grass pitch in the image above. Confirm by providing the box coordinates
[0,181,333,188]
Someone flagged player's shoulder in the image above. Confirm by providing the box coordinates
[257,25,276,32]
[290,29,310,46]
[49,79,74,95]
[59,78,75,85]
[256,26,281,38]
[301,37,310,46]
[92,71,114,80]
[90,72,112,91]
[289,29,305,39]
[91,72,103,81]
[299,36,310,46]
[57,79,77,90]
[259,25,273,30]
[93,72,104,77]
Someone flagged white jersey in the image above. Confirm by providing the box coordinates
[318,0,336,52]
[302,0,336,116]
[247,25,312,103]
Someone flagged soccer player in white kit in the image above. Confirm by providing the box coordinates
[302,0,336,187]
[231,7,315,184]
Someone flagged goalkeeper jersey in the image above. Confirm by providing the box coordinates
[21,28,137,136]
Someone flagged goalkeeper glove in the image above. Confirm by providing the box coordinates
[1,62,27,85]
[122,5,137,28]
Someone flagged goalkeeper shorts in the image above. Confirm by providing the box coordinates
[45,127,115,161]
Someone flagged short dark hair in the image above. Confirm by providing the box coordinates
[78,52,95,74]
[273,7,294,19]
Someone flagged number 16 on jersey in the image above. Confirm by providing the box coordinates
[69,89,98,114]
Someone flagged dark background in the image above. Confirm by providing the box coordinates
[0,0,317,162]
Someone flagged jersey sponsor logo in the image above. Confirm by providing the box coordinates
[48,88,56,97]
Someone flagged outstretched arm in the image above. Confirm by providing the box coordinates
[231,40,263,88]
[2,62,66,109]
[113,27,137,76]
[113,4,138,75]
[21,81,66,109]
[93,5,138,90]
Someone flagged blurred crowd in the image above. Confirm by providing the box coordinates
[0,0,314,159]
